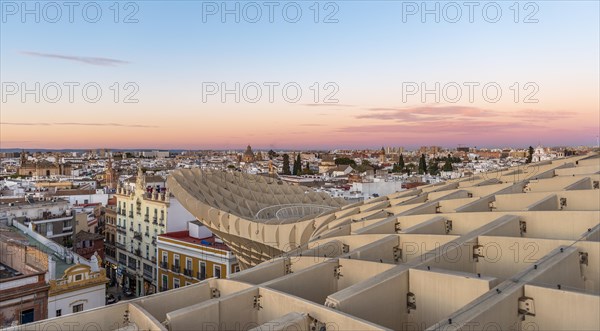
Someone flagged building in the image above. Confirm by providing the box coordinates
[0,198,74,246]
[157,221,238,292]
[17,151,72,177]
[0,230,50,328]
[141,150,170,158]
[47,258,108,319]
[241,145,255,163]
[103,200,118,281]
[7,154,600,331]
[318,154,336,173]
[114,167,195,297]
[72,230,105,260]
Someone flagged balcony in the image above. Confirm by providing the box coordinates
[144,232,150,237]
[171,264,180,273]
[115,242,126,250]
[197,272,206,281]
[134,249,141,257]
[133,232,142,241]
[117,227,126,234]
[143,270,154,281]
[183,268,193,277]
[144,215,149,223]
[160,261,168,269]
[160,286,168,292]
[128,211,133,218]
[152,216,158,223]
[159,222,165,227]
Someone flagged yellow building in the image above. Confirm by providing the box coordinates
[156,221,238,291]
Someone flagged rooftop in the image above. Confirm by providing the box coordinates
[8,153,600,331]
[159,231,230,251]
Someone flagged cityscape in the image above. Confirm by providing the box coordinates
[1,0,599,330]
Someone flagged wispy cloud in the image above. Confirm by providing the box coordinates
[299,123,325,127]
[1,122,157,128]
[299,104,355,108]
[359,106,499,122]
[20,51,129,67]
[509,109,577,121]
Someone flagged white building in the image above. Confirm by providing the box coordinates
[47,262,107,319]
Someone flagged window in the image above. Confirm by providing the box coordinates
[75,274,82,281]
[214,265,221,279]
[234,265,240,273]
[72,304,84,313]
[56,309,62,317]
[162,251,168,263]
[162,274,168,291]
[173,254,180,267]
[173,278,180,289]
[20,308,34,324]
[186,258,192,270]
[199,261,206,280]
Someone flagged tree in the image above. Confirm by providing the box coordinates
[428,159,440,175]
[404,163,415,175]
[267,149,277,159]
[418,154,427,174]
[442,154,453,171]
[302,161,314,175]
[526,146,534,164]
[335,157,356,166]
[398,154,405,170]
[292,154,301,175]
[282,154,291,175]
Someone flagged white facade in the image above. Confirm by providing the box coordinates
[351,180,404,199]
[48,283,106,318]
[115,169,196,296]
[55,190,108,207]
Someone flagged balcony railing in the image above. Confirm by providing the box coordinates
[171,264,180,273]
[143,270,154,280]
[144,232,150,237]
[129,211,133,218]
[144,215,149,223]
[197,272,206,280]
[115,242,126,250]
[133,232,142,241]
[160,286,168,292]
[153,216,158,223]
[134,249,141,257]
[160,261,168,269]
[183,268,193,277]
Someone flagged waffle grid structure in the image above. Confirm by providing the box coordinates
[10,154,600,330]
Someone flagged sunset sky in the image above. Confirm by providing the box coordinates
[1,1,598,150]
